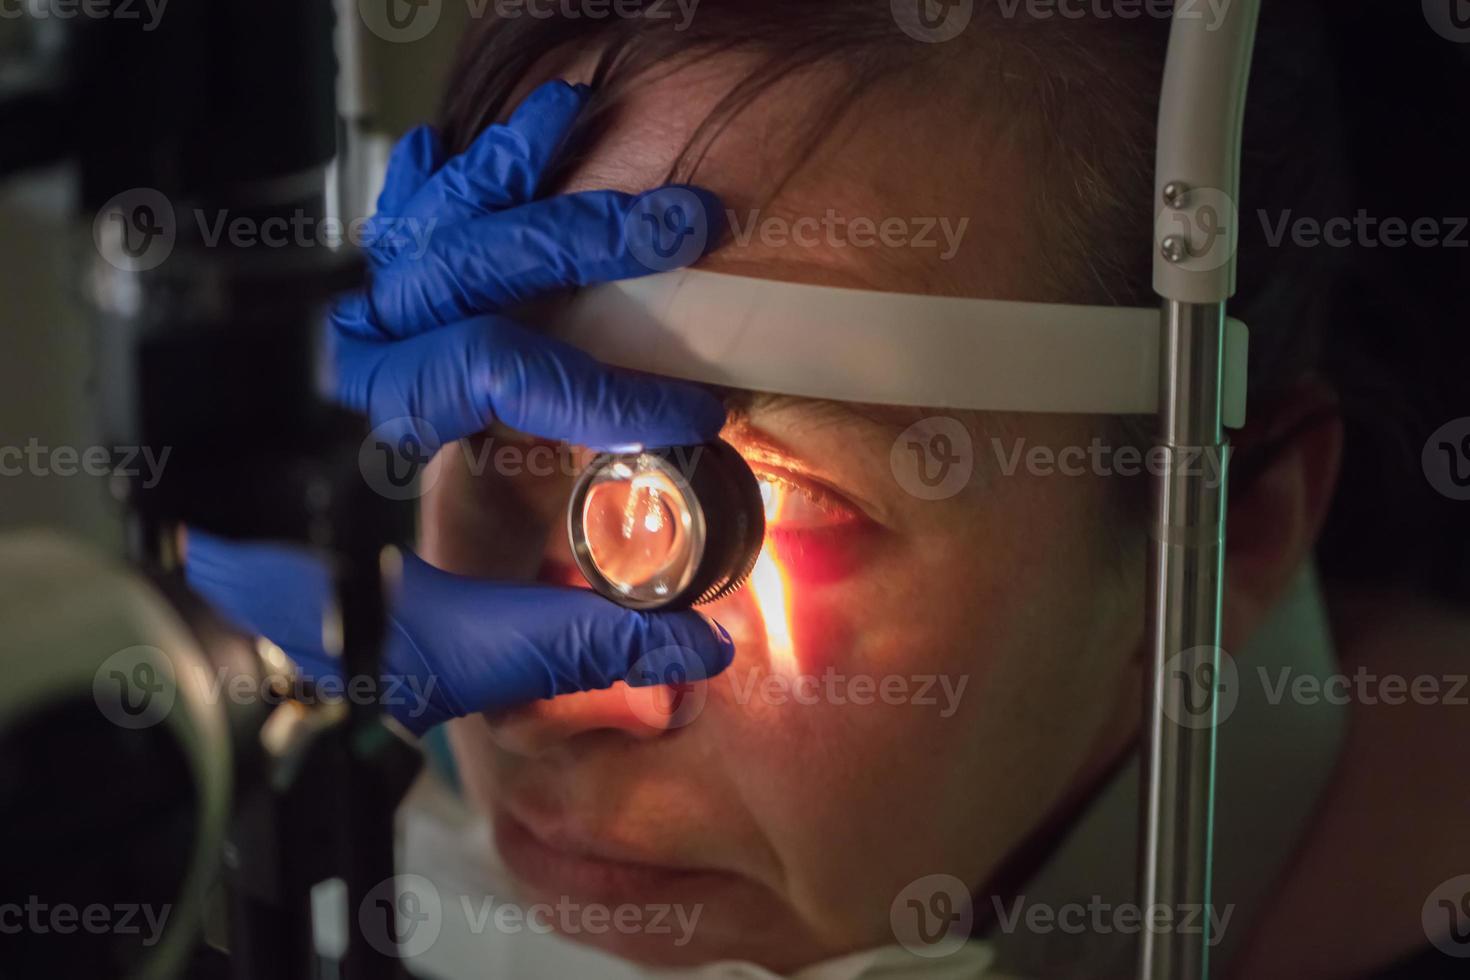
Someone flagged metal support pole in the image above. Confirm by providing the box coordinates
[1140,3,1258,976]
[1138,300,1229,980]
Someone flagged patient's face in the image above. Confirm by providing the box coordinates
[424,59,1146,970]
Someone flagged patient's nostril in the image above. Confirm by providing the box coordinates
[484,686,678,756]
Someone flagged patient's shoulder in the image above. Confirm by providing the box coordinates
[1227,586,1470,979]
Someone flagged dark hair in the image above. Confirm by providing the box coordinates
[437,1,1470,596]
[440,1,1343,395]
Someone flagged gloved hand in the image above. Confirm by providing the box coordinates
[186,80,734,735]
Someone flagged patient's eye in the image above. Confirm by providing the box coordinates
[757,473,861,530]
[753,472,872,583]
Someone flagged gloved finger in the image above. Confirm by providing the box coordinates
[394,80,589,228]
[333,185,726,341]
[376,124,446,219]
[394,553,736,725]
[183,532,736,736]
[333,314,727,452]
[365,125,447,270]
[182,530,342,679]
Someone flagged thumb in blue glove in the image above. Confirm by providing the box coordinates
[185,531,735,736]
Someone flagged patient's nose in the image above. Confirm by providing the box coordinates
[484,683,693,756]
[497,471,742,756]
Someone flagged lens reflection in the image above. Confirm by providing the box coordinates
[581,467,696,599]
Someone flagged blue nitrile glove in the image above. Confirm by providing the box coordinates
[185,80,734,735]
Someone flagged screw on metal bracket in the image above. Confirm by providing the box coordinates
[1160,235,1191,264]
[1162,181,1190,210]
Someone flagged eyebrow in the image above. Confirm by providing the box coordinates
[723,395,929,483]
[720,403,805,469]
[727,391,932,437]
[723,399,907,522]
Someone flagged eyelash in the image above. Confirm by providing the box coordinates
[755,471,862,529]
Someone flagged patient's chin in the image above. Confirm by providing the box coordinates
[525,908,845,974]
[490,820,845,971]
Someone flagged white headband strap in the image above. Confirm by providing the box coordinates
[547,269,1249,427]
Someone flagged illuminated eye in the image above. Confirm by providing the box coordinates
[758,476,857,530]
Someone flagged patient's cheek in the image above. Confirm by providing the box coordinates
[707,571,854,680]
[763,527,869,584]
[784,596,851,676]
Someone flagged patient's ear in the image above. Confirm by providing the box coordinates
[1221,379,1343,650]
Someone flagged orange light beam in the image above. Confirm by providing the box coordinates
[750,482,797,675]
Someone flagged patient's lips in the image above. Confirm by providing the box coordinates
[493,805,734,905]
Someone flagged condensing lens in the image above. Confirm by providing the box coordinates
[568,441,766,611]
[581,467,696,601]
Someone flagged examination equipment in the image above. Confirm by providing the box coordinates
[568,439,766,610]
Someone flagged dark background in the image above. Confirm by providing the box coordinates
[1315,2,1470,603]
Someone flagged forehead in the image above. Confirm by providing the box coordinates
[547,53,1042,300]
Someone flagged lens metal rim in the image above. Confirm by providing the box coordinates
[567,440,766,611]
